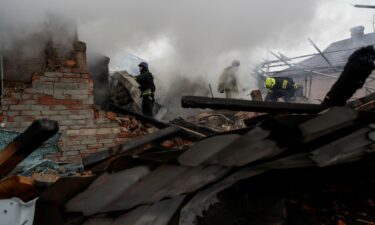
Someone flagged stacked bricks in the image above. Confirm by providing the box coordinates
[1,71,129,163]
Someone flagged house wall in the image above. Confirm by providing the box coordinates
[0,41,133,163]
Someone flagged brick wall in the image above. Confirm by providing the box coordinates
[0,39,135,163]
[0,70,130,163]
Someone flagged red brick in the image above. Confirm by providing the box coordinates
[60,68,73,73]
[96,134,117,139]
[32,75,41,82]
[7,116,15,122]
[3,99,19,105]
[65,105,85,110]
[21,94,33,100]
[71,68,87,74]
[24,116,37,122]
[118,132,133,138]
[62,73,81,78]
[101,143,113,149]
[37,95,81,105]
[39,77,60,82]
[19,99,38,105]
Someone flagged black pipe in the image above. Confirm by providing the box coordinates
[181,96,325,114]
[322,46,375,107]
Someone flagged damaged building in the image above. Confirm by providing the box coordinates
[2,16,375,225]
[258,26,375,103]
[0,20,170,171]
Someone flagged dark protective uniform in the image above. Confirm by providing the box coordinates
[265,77,297,103]
[136,69,155,117]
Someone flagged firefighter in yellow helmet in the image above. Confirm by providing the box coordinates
[265,77,298,102]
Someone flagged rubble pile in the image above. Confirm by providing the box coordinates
[2,27,375,225]
[185,111,255,132]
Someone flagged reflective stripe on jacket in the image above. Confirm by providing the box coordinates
[141,89,153,96]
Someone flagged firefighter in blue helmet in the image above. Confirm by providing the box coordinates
[265,77,298,103]
[136,62,156,117]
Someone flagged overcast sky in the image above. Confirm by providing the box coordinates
[1,0,375,93]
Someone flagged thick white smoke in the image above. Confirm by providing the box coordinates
[0,0,374,118]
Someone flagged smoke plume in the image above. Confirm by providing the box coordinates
[0,0,373,118]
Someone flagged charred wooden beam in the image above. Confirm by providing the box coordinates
[348,92,375,108]
[82,125,181,169]
[0,119,59,177]
[181,96,325,114]
[0,176,39,201]
[170,118,217,137]
[354,4,375,9]
[110,103,203,140]
[322,46,375,107]
[109,103,167,129]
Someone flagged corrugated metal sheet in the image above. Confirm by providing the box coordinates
[64,106,375,224]
[276,32,375,78]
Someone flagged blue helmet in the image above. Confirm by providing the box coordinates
[138,62,149,70]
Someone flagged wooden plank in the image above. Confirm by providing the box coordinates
[0,119,59,177]
[0,176,38,201]
[250,90,263,101]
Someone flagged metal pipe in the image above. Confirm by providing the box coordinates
[354,4,375,9]
[181,96,325,114]
[308,38,337,72]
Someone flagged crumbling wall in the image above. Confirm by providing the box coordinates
[0,41,129,163]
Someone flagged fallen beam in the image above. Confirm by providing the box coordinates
[109,103,167,129]
[0,176,38,201]
[348,92,375,108]
[83,125,181,169]
[0,119,59,177]
[170,118,217,137]
[110,103,203,140]
[322,46,375,107]
[181,96,325,114]
[354,4,375,9]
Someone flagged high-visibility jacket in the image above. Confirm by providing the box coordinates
[268,77,297,91]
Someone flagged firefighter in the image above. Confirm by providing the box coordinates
[218,60,240,98]
[265,77,298,103]
[136,62,155,117]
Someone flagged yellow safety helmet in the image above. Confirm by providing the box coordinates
[265,77,276,89]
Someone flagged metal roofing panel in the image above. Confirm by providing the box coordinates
[0,198,37,225]
[65,166,151,216]
[310,127,373,166]
[276,32,375,77]
[112,196,185,225]
[147,166,228,203]
[178,134,240,167]
[103,165,188,212]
